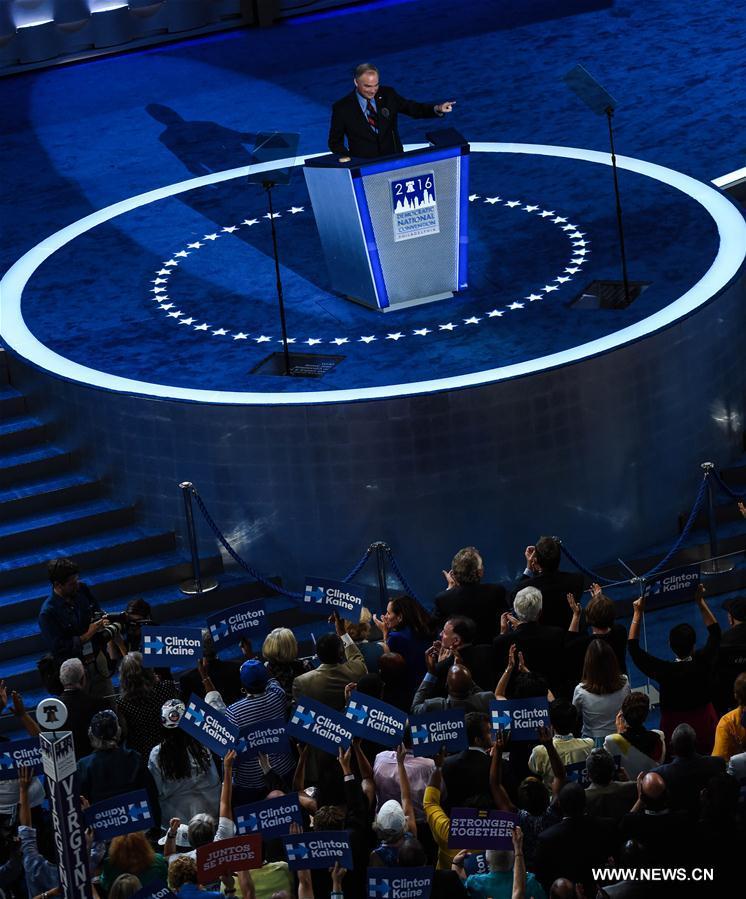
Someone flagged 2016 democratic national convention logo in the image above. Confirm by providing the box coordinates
[391,172,439,242]
[368,866,433,899]
[344,690,408,747]
[287,699,353,754]
[141,626,202,666]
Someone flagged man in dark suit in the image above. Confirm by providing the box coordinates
[433,546,508,643]
[653,723,726,815]
[713,596,746,714]
[441,711,493,811]
[511,536,585,630]
[432,616,497,692]
[328,63,455,160]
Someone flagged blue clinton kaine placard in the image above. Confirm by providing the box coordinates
[180,693,239,756]
[133,881,176,899]
[283,831,353,871]
[368,867,433,898]
[287,698,353,755]
[0,738,43,779]
[344,690,407,747]
[490,698,550,741]
[302,576,366,620]
[140,626,202,667]
[643,564,700,608]
[235,717,290,758]
[409,709,468,757]
[235,793,302,838]
[207,599,268,650]
[84,790,153,840]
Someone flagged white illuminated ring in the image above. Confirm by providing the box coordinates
[2,143,745,406]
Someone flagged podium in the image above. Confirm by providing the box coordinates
[303,130,469,312]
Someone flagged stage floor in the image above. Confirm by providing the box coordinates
[1,143,741,403]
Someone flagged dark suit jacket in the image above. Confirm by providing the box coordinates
[179,656,243,706]
[61,689,113,759]
[442,748,492,811]
[534,814,616,892]
[713,621,746,713]
[493,622,568,696]
[512,569,585,630]
[328,86,440,158]
[654,754,726,815]
[433,582,508,643]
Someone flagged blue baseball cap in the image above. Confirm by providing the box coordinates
[240,659,269,693]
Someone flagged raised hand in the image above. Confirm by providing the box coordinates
[337,744,353,775]
[567,592,581,616]
[632,596,646,617]
[344,682,357,703]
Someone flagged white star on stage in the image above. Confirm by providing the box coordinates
[439,323,456,331]
[543,285,559,293]
[194,323,210,331]
[203,234,219,240]
[187,242,203,249]
[157,269,171,276]
[484,197,501,204]
[152,278,168,285]
[167,311,183,318]
[540,210,556,218]
[505,200,521,208]
[242,219,259,226]
[151,286,167,293]
[486,309,504,317]
[212,328,228,336]
[555,276,570,284]
[573,248,589,255]
[571,257,586,266]
[413,328,431,336]
[331,337,349,346]
[386,332,404,340]
[163,260,178,266]
[264,212,281,220]
[306,338,322,346]
[570,232,585,238]
[233,332,249,340]
[175,250,190,258]
[222,226,238,233]
[562,224,576,231]
[278,338,296,344]
[159,303,174,310]
[508,302,524,310]
[464,316,481,324]
[526,294,543,302]
[254,335,272,343]
[287,207,305,214]
[565,267,580,274]
[153,295,168,302]
[359,336,376,343]
[552,216,568,223]
[524,205,539,212]
[468,194,480,202]
[180,317,196,325]
[572,239,588,247]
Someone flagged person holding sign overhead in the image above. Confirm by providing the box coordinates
[328,63,455,161]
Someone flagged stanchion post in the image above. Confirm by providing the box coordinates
[373,541,389,612]
[700,462,735,575]
[179,481,219,595]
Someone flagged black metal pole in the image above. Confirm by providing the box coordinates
[605,106,631,307]
[180,481,203,594]
[265,183,291,376]
[701,462,719,561]
[374,541,388,612]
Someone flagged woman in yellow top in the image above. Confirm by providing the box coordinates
[712,672,746,760]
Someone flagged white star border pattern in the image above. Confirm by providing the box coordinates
[147,200,590,346]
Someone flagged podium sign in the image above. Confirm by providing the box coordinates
[304,132,469,312]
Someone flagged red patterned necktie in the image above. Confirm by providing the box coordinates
[366,99,378,131]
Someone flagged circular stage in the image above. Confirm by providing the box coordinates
[3,145,746,591]
[2,144,743,403]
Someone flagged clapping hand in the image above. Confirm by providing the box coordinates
[567,592,581,616]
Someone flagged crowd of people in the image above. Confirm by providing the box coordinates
[0,539,744,898]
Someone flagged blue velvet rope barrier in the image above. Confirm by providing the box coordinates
[713,468,746,501]
[190,488,373,600]
[385,546,424,606]
[560,472,709,586]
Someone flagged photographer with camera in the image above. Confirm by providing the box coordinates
[38,557,118,699]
